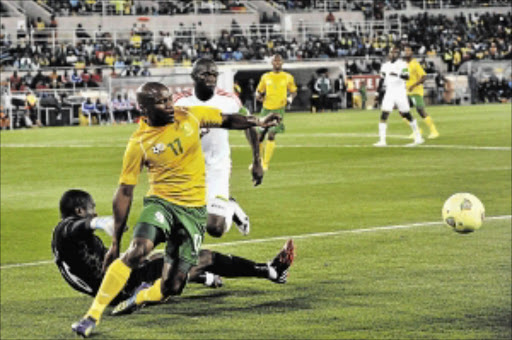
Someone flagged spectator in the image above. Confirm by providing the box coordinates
[94,98,109,124]
[81,97,98,124]
[25,91,41,127]
[75,23,90,40]
[314,72,331,112]
[359,82,367,110]
[70,69,82,86]
[0,105,9,130]
[9,71,22,90]
[334,73,346,109]
[345,76,354,108]
[111,94,127,122]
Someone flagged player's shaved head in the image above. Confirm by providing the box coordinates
[272,54,284,72]
[60,189,93,218]
[191,58,218,101]
[192,58,216,75]
[136,82,169,108]
[136,82,174,126]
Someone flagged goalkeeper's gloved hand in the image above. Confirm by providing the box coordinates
[287,95,293,105]
[91,216,115,237]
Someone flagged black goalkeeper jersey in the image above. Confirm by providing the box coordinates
[52,216,164,303]
[51,216,106,297]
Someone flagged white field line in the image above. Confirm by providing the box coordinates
[1,143,510,151]
[1,215,510,270]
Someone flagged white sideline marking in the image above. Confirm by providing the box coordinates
[1,143,510,151]
[1,215,510,270]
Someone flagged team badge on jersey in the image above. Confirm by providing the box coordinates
[152,143,166,155]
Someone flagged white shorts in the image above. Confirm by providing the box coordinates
[381,90,410,113]
[206,165,234,226]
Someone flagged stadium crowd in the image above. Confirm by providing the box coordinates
[37,0,246,16]
[1,11,510,75]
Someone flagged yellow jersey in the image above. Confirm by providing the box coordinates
[257,71,297,110]
[406,59,426,96]
[119,106,223,207]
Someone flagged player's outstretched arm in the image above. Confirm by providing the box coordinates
[220,112,281,130]
[245,126,264,186]
[103,184,134,272]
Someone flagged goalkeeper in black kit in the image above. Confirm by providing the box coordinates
[52,189,295,304]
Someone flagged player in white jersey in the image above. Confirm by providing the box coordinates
[173,58,264,238]
[374,46,424,147]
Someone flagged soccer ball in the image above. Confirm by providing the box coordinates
[442,193,485,233]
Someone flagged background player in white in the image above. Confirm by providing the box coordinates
[375,46,424,147]
[174,58,263,238]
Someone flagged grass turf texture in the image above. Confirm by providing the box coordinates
[1,104,511,339]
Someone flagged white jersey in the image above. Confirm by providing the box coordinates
[380,59,409,91]
[173,88,243,168]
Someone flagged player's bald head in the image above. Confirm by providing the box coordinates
[192,58,216,75]
[191,58,218,95]
[136,82,168,108]
[271,54,284,71]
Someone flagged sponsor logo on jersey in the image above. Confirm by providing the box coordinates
[155,211,165,224]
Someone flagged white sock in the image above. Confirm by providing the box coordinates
[204,272,215,287]
[267,263,277,280]
[378,122,387,143]
[409,119,421,140]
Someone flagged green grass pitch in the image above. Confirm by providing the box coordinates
[1,104,511,339]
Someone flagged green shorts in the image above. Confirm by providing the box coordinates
[408,95,425,109]
[259,107,285,134]
[133,196,207,272]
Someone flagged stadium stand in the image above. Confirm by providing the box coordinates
[0,0,510,129]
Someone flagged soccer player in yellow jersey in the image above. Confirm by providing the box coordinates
[71,82,280,338]
[256,54,297,171]
[404,46,440,139]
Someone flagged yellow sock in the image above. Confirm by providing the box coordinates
[424,116,438,132]
[86,259,131,321]
[263,140,276,168]
[135,279,164,305]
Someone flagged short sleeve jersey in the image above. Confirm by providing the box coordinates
[257,71,297,110]
[118,106,223,207]
[173,89,243,167]
[380,59,409,91]
[406,58,426,96]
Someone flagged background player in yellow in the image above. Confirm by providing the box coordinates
[71,82,280,338]
[256,54,297,171]
[404,46,440,139]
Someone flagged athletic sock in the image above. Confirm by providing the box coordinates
[424,116,438,133]
[378,122,387,143]
[86,259,131,321]
[409,119,422,140]
[263,140,275,168]
[135,279,163,305]
[206,252,268,278]
[259,142,265,163]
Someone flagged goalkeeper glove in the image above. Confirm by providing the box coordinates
[91,216,115,237]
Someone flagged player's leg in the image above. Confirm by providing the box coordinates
[194,241,295,283]
[415,96,439,139]
[375,92,393,146]
[261,107,284,171]
[112,203,207,315]
[406,95,423,139]
[72,231,158,336]
[205,166,235,237]
[398,93,423,146]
